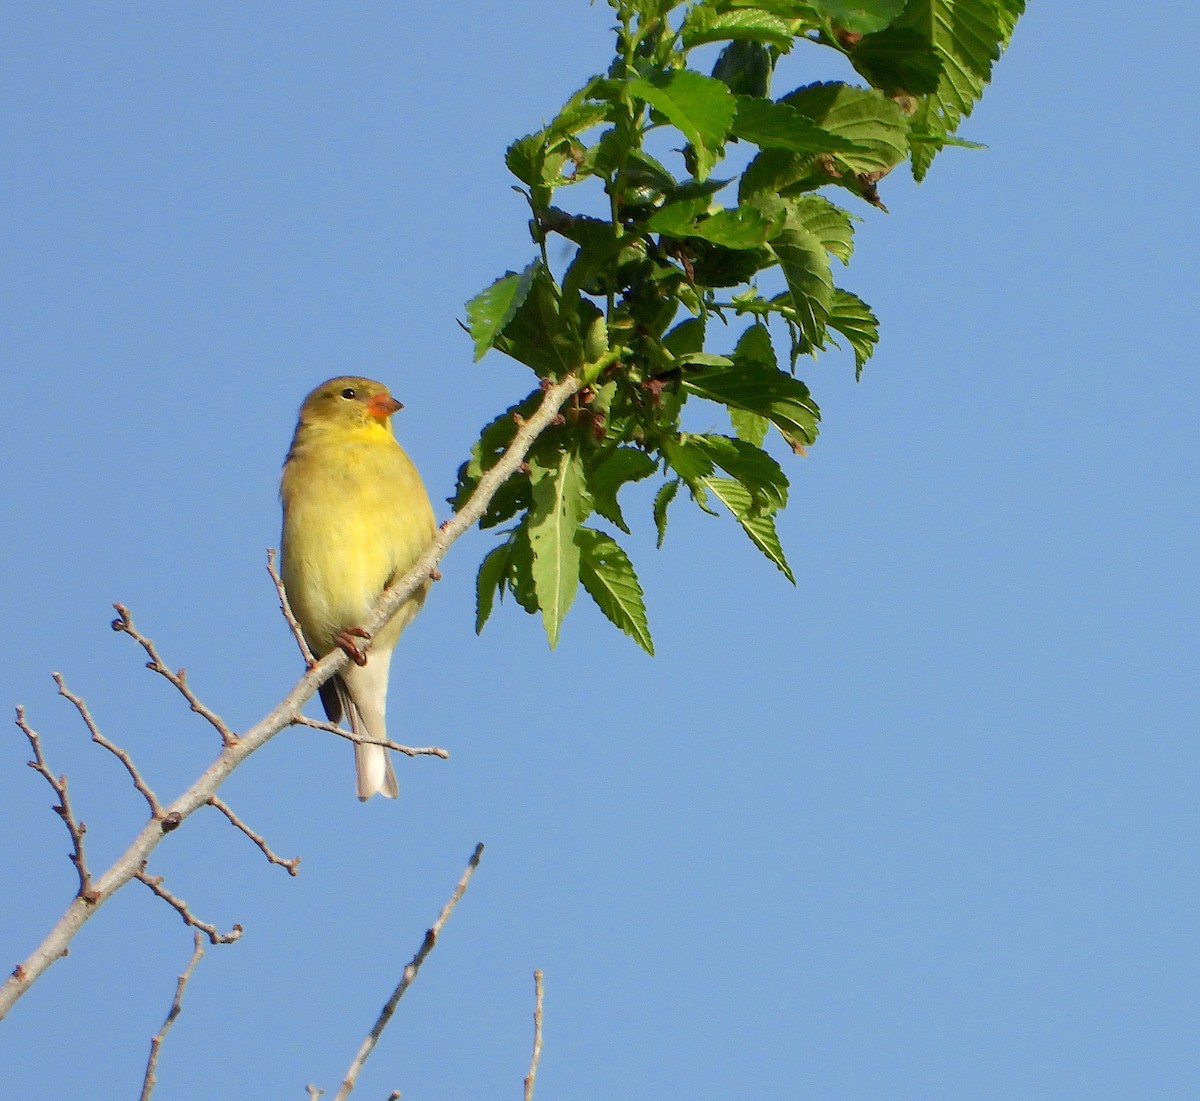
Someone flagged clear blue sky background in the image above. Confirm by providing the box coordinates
[2,2,1198,1098]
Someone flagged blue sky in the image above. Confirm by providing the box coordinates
[2,2,1198,1098]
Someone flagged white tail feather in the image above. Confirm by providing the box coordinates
[335,657,399,801]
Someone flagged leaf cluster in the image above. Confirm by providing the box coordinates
[458,0,1023,653]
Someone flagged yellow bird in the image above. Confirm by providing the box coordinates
[280,377,436,800]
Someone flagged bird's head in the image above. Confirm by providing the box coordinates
[297,377,403,430]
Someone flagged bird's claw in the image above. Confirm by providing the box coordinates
[335,627,371,666]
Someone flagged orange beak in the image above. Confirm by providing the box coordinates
[367,393,403,421]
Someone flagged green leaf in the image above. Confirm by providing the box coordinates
[730,406,770,446]
[508,523,539,614]
[491,263,590,378]
[589,447,658,533]
[465,264,539,362]
[809,0,907,34]
[770,225,834,348]
[897,0,1026,179]
[681,6,795,49]
[790,195,857,263]
[475,541,512,633]
[527,448,589,648]
[828,287,879,378]
[654,478,680,547]
[781,81,909,177]
[712,39,774,98]
[844,26,943,96]
[682,356,821,452]
[648,199,775,251]
[663,316,706,357]
[740,82,908,203]
[576,527,654,655]
[662,435,717,512]
[627,71,737,181]
[731,95,863,155]
[687,433,789,510]
[701,477,796,582]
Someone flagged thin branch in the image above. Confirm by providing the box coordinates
[134,866,244,945]
[208,795,301,876]
[53,672,163,818]
[305,1088,325,1100]
[524,969,545,1101]
[331,843,485,1101]
[14,706,95,902]
[111,604,239,747]
[268,547,316,666]
[1,372,579,1022]
[293,714,449,759]
[139,932,205,1101]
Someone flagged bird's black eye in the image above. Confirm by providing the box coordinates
[339,387,357,400]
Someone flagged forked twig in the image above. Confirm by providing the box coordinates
[53,672,163,817]
[14,707,95,902]
[134,865,243,945]
[111,605,238,747]
[293,714,449,759]
[330,843,486,1101]
[268,548,316,666]
[208,796,300,875]
[139,932,205,1101]
[524,969,545,1101]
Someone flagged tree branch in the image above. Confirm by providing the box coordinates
[134,866,244,945]
[1,372,580,1022]
[330,843,485,1101]
[268,547,316,666]
[524,969,545,1101]
[207,795,301,876]
[53,672,163,818]
[292,714,449,759]
[14,706,95,902]
[139,932,205,1101]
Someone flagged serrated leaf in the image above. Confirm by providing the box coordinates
[654,478,680,548]
[475,541,512,634]
[681,6,795,49]
[731,95,863,155]
[663,316,706,357]
[465,264,538,361]
[527,449,589,648]
[662,435,717,513]
[809,0,907,34]
[729,407,770,446]
[509,523,539,614]
[702,477,796,582]
[687,434,789,510]
[781,81,909,176]
[589,448,658,533]
[682,356,821,451]
[785,195,857,263]
[845,25,943,96]
[771,226,833,348]
[627,71,736,181]
[491,264,591,378]
[712,39,774,98]
[829,287,879,378]
[576,527,654,655]
[898,0,1026,179]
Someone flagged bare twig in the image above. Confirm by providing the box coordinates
[330,843,485,1101]
[208,795,300,875]
[139,932,205,1101]
[293,714,449,759]
[305,1088,325,1100]
[111,604,239,747]
[1,373,579,1021]
[134,866,243,945]
[524,969,545,1101]
[268,547,316,666]
[15,706,95,902]
[53,672,163,818]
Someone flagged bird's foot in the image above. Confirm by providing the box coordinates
[335,627,371,666]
